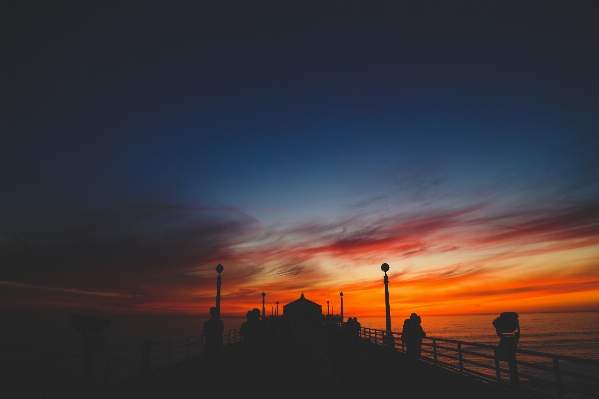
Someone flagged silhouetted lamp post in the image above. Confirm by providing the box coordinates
[262,292,266,318]
[215,263,224,319]
[70,315,110,398]
[327,300,330,315]
[340,292,344,320]
[381,262,394,347]
[276,301,279,317]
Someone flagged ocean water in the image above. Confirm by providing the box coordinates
[357,312,599,360]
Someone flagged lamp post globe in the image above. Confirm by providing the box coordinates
[381,263,390,274]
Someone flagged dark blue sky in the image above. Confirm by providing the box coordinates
[2,1,598,315]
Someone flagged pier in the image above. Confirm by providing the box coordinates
[102,325,515,399]
[3,323,598,399]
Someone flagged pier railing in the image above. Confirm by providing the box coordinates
[361,327,599,399]
[1,328,241,399]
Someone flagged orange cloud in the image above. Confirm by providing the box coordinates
[1,201,598,317]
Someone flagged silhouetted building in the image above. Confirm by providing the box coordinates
[283,293,322,318]
[283,294,322,334]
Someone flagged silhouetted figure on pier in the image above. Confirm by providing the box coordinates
[333,319,351,397]
[202,307,224,380]
[353,317,362,343]
[240,308,267,398]
[402,313,426,371]
[341,317,357,361]
[493,312,520,361]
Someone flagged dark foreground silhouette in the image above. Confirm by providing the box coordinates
[102,322,511,399]
[202,307,224,382]
[402,312,427,371]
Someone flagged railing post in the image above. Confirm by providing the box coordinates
[186,337,190,359]
[495,354,501,382]
[433,339,438,364]
[81,338,95,398]
[44,358,52,398]
[506,341,520,398]
[168,340,172,363]
[553,357,564,399]
[141,341,152,377]
[103,352,110,393]
[458,342,463,374]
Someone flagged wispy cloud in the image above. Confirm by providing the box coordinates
[2,196,598,315]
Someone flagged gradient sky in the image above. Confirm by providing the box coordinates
[2,1,599,318]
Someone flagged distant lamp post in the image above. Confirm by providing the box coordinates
[276,301,279,317]
[340,292,344,320]
[70,315,110,397]
[262,292,266,318]
[215,263,224,319]
[381,262,394,347]
[327,300,330,315]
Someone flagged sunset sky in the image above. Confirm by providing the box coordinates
[2,1,598,319]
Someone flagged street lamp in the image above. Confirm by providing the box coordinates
[276,301,279,317]
[215,263,224,319]
[381,262,394,347]
[70,315,110,397]
[340,292,344,320]
[261,292,266,318]
[327,300,330,315]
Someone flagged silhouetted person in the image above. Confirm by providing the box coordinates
[352,317,361,342]
[202,307,224,380]
[240,308,267,398]
[340,317,356,361]
[493,312,520,361]
[402,313,426,370]
[334,319,352,397]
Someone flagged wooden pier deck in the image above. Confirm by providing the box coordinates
[107,333,512,399]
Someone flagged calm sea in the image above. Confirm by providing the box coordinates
[357,312,599,360]
[1,311,598,366]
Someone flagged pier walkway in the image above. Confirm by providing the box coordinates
[5,325,597,399]
[107,332,511,399]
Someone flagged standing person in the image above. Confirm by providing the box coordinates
[341,317,355,361]
[352,317,362,349]
[404,313,426,370]
[240,308,267,398]
[203,307,224,380]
